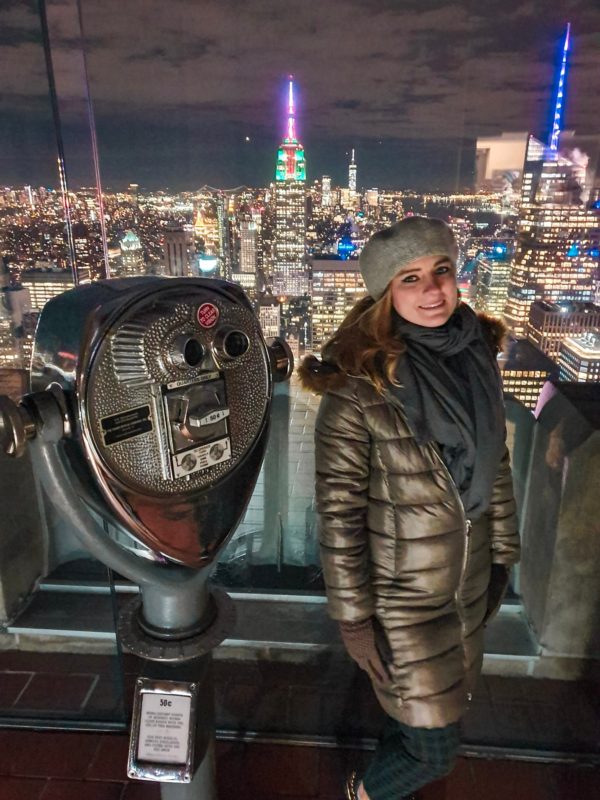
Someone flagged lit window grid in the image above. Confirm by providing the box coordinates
[311,268,366,351]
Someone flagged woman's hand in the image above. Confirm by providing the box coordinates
[485,564,510,623]
[339,617,391,684]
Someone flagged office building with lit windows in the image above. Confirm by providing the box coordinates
[0,312,18,367]
[504,135,600,337]
[258,297,281,341]
[558,330,600,382]
[273,78,307,297]
[230,271,256,295]
[239,220,258,276]
[366,188,379,209]
[500,338,559,410]
[163,224,195,277]
[473,241,514,317]
[72,221,105,283]
[20,270,74,311]
[194,206,220,255]
[120,230,145,276]
[311,256,366,352]
[527,300,600,360]
[280,295,312,357]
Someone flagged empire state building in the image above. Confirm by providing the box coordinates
[273,78,307,297]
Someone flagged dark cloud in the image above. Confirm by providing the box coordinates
[0,24,40,47]
[333,100,363,111]
[126,38,216,67]
[0,0,599,190]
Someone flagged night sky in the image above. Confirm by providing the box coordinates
[1,0,600,191]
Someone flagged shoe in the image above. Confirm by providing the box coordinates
[344,770,360,800]
[345,772,416,800]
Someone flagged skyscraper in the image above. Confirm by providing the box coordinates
[311,256,366,352]
[504,136,600,336]
[72,221,103,283]
[231,218,259,296]
[505,25,600,337]
[216,195,233,280]
[349,149,357,193]
[163,223,195,277]
[194,205,220,255]
[120,230,145,276]
[558,330,600,382]
[474,240,514,317]
[273,77,307,297]
[527,300,600,360]
[239,219,257,275]
[321,176,332,208]
[0,305,17,368]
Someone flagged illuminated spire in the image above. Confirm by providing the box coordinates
[349,148,357,192]
[275,76,306,182]
[287,75,297,142]
[549,23,571,152]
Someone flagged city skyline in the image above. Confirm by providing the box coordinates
[1,1,600,190]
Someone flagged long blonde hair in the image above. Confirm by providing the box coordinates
[321,288,405,392]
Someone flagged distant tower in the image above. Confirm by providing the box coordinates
[0,257,9,290]
[216,195,232,280]
[163,224,195,277]
[194,206,220,255]
[239,220,258,275]
[120,231,145,276]
[349,149,357,193]
[474,241,514,317]
[71,221,98,283]
[273,76,307,297]
[322,176,332,208]
[505,24,600,337]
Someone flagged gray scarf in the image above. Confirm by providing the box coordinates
[388,304,506,519]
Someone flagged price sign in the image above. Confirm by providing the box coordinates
[137,692,192,764]
[128,678,198,783]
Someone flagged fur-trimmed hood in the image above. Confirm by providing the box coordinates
[298,312,507,395]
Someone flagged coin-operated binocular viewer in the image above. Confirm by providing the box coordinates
[0,277,293,798]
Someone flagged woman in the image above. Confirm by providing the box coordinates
[299,217,520,800]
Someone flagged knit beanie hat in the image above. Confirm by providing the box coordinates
[359,216,458,300]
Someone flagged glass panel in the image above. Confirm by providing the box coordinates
[0,0,598,756]
[0,0,124,729]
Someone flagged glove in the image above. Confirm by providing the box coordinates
[485,564,510,623]
[339,617,391,684]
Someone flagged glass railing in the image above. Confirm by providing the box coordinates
[0,0,598,750]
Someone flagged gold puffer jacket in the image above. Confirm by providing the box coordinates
[299,317,520,729]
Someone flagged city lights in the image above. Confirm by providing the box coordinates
[1,24,600,409]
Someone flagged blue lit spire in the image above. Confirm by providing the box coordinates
[549,23,571,151]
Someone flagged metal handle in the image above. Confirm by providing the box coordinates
[0,387,68,458]
[0,395,33,457]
